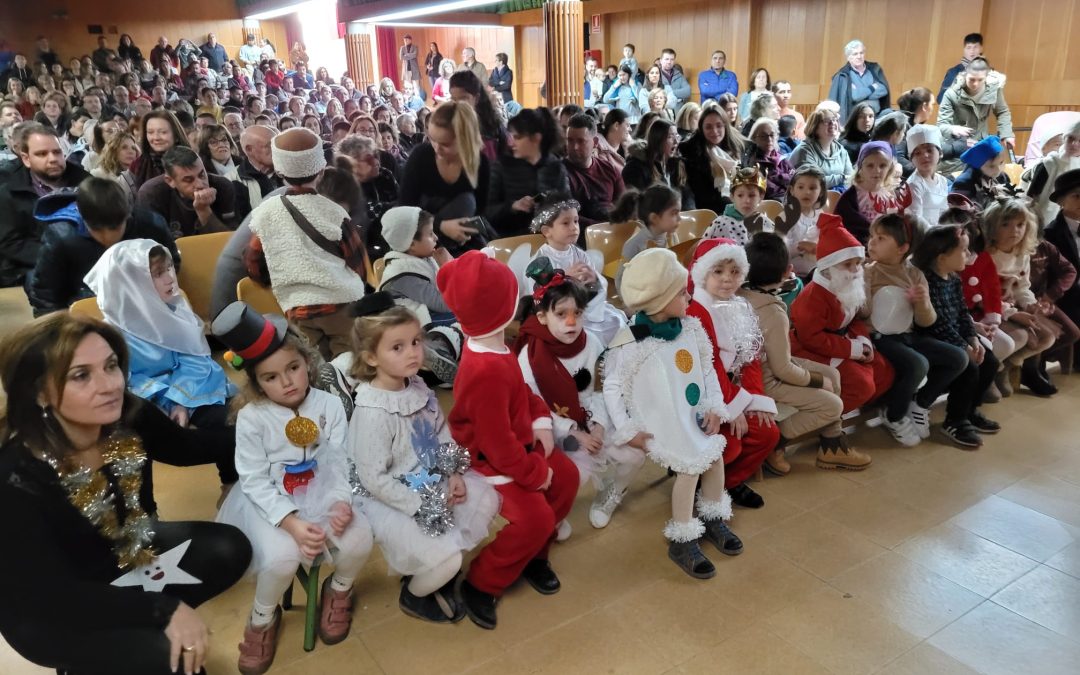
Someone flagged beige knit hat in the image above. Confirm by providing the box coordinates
[619,248,689,315]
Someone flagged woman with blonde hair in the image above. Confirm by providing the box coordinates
[432,59,456,104]
[399,101,491,253]
[91,132,141,206]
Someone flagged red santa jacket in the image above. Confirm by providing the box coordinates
[960,251,1003,324]
[789,280,871,362]
[687,299,767,409]
[448,344,552,491]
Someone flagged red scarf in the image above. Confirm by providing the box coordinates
[513,315,589,427]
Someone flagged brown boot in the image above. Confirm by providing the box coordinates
[318,577,354,645]
[816,435,871,471]
[763,448,791,476]
[238,607,282,675]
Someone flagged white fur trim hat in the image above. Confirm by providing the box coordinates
[689,237,747,293]
[381,206,424,253]
[815,213,865,269]
[906,124,942,151]
[619,248,688,315]
[271,128,326,179]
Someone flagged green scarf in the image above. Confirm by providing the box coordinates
[634,311,683,341]
[722,203,747,221]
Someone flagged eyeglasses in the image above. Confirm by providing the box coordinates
[208,137,230,146]
[754,132,778,140]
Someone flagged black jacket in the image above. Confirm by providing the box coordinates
[0,401,236,645]
[486,153,570,237]
[1043,211,1080,317]
[679,134,733,214]
[0,162,89,287]
[827,61,892,123]
[950,167,1016,210]
[26,192,176,316]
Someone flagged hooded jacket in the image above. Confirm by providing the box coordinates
[937,72,1012,143]
[26,192,176,315]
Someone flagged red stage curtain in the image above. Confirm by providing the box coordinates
[374,26,399,87]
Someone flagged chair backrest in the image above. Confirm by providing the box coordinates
[673,209,718,244]
[825,191,841,214]
[69,296,103,320]
[1002,163,1024,186]
[760,199,784,221]
[487,234,546,265]
[670,238,701,267]
[236,277,284,316]
[585,221,640,269]
[372,258,387,287]
[175,231,233,322]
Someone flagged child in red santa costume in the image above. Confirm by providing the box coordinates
[789,214,895,470]
[436,251,580,630]
[686,238,781,509]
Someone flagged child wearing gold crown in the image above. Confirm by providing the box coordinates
[212,302,373,675]
[703,166,774,246]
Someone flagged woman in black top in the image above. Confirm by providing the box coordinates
[424,42,443,91]
[680,107,745,213]
[0,314,250,675]
[840,102,875,165]
[399,101,492,254]
[118,34,144,63]
[622,118,695,209]
[486,107,569,237]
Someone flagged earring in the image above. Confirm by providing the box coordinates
[40,405,49,419]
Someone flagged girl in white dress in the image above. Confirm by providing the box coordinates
[513,258,646,529]
[529,196,627,344]
[348,293,498,623]
[212,302,373,675]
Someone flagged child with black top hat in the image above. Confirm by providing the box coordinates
[212,302,373,675]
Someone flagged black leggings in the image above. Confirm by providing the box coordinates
[14,521,251,675]
[189,404,240,485]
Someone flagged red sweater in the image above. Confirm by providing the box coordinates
[448,345,552,491]
[960,251,1003,322]
[790,281,871,361]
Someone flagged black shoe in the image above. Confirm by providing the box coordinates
[702,519,744,556]
[667,539,716,579]
[436,576,467,622]
[942,420,983,449]
[968,411,1001,434]
[729,482,765,509]
[456,578,497,629]
[399,578,461,623]
[1021,359,1057,397]
[520,558,561,595]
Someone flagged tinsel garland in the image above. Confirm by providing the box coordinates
[45,433,157,570]
[401,442,472,538]
[434,441,471,476]
[711,298,765,377]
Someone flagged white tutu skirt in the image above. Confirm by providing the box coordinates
[216,487,370,577]
[564,442,646,489]
[362,471,500,576]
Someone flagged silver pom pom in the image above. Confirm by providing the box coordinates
[109,453,146,477]
[80,492,115,523]
[59,467,94,491]
[434,442,471,476]
[413,480,454,537]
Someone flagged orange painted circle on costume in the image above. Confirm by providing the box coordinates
[675,349,694,373]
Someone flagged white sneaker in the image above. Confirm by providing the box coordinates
[883,416,922,447]
[589,484,626,529]
[907,402,931,439]
[555,519,573,542]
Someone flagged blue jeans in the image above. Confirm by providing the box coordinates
[873,332,969,422]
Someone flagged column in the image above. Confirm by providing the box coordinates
[544,0,583,107]
[345,23,376,90]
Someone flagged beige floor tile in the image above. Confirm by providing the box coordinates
[814,489,945,550]
[828,550,984,639]
[672,623,830,675]
[360,612,507,674]
[753,453,863,509]
[991,565,1080,641]
[928,601,1080,675]
[724,483,807,538]
[949,495,1080,562]
[754,511,889,580]
[998,472,1080,528]
[876,642,983,675]
[918,450,1034,496]
[1046,541,1080,579]
[709,544,830,623]
[867,463,989,522]
[895,523,1039,597]
[764,586,921,675]
[271,636,384,674]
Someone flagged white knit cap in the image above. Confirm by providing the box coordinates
[271,128,326,179]
[381,206,423,252]
[906,124,942,151]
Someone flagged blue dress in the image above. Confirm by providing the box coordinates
[125,332,237,413]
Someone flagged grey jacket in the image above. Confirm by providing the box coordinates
[787,139,853,189]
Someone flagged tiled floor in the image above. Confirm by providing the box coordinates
[2,286,1080,674]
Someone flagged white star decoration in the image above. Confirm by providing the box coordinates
[111,539,203,592]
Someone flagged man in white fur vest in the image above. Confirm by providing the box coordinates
[247,128,366,359]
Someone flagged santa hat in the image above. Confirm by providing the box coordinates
[814,213,864,269]
[436,250,519,337]
[960,135,1004,170]
[906,124,942,151]
[271,127,326,179]
[619,248,688,315]
[381,206,424,253]
[689,238,747,293]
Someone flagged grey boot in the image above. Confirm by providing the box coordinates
[666,539,716,579]
[702,519,744,556]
